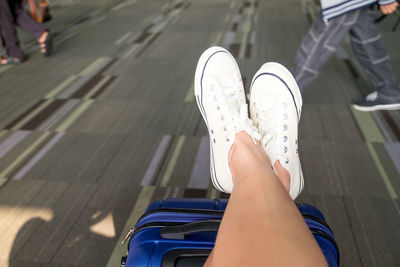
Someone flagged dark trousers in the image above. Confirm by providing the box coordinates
[0,0,47,60]
[292,6,400,98]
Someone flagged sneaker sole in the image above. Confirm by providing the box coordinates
[194,46,234,193]
[250,62,303,121]
[352,103,400,112]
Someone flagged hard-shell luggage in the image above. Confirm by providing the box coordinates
[121,198,339,267]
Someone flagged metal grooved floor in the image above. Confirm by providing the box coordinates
[0,0,399,266]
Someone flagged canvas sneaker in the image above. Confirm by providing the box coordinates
[194,46,260,193]
[249,62,304,199]
[353,91,400,111]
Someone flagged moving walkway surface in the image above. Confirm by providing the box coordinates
[0,0,399,266]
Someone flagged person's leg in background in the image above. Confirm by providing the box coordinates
[350,6,400,110]
[0,0,24,63]
[291,10,360,91]
[13,2,52,56]
[14,4,47,39]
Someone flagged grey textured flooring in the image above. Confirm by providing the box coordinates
[0,0,399,266]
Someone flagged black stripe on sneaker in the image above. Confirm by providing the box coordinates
[251,72,300,121]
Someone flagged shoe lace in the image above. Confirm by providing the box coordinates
[212,82,260,143]
[257,101,290,164]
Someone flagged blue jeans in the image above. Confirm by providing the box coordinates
[292,6,400,98]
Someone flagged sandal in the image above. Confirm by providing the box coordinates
[39,31,53,57]
[0,55,23,65]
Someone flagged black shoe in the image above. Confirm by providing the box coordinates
[353,93,400,111]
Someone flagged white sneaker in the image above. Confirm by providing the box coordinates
[194,46,260,193]
[249,62,304,199]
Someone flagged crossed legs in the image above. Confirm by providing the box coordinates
[204,132,327,267]
[195,46,327,266]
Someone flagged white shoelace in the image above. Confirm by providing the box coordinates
[257,101,289,165]
[212,82,261,143]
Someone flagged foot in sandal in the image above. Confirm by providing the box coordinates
[0,55,23,65]
[38,30,53,57]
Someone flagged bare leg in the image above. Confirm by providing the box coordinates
[204,131,327,267]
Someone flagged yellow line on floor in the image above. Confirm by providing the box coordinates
[12,99,54,131]
[184,83,194,102]
[224,14,231,24]
[207,187,220,199]
[111,2,126,11]
[239,31,249,59]
[80,57,108,76]
[161,2,170,11]
[45,75,77,99]
[88,15,106,26]
[246,5,255,16]
[0,177,6,187]
[115,32,133,45]
[55,31,77,45]
[0,130,8,139]
[351,109,385,142]
[88,10,102,17]
[0,132,50,181]
[56,100,94,132]
[212,32,223,46]
[84,76,113,100]
[106,185,155,267]
[151,21,168,34]
[160,136,186,187]
[0,65,13,74]
[168,8,181,19]
[123,44,140,59]
[111,0,136,11]
[241,20,252,33]
[367,142,398,199]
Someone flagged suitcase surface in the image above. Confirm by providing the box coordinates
[123,198,339,267]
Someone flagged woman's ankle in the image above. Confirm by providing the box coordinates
[38,30,49,43]
[228,131,291,193]
[228,131,273,185]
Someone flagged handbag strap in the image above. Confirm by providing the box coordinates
[28,0,36,20]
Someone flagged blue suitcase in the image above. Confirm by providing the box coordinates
[122,198,339,267]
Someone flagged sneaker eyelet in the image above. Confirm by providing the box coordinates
[226,138,230,142]
[213,139,216,143]
[283,113,288,120]
[283,124,288,131]
[211,129,214,134]
[284,147,288,153]
[283,136,288,142]
[285,158,289,164]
